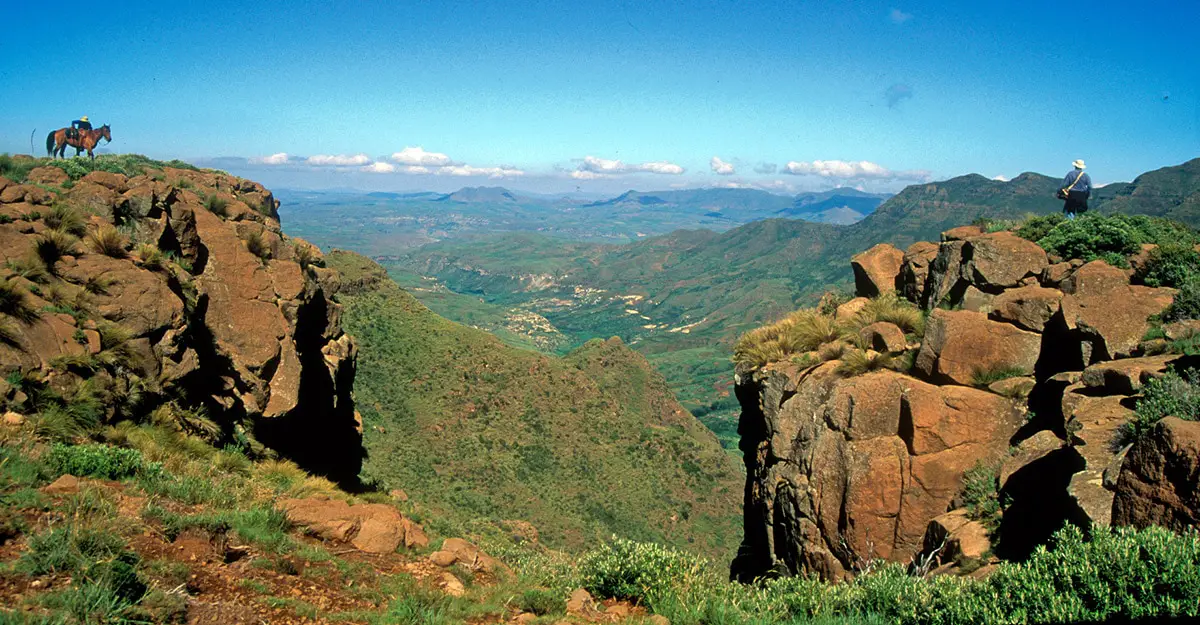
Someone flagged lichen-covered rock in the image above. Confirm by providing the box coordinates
[963,232,1049,290]
[1112,417,1200,531]
[1080,355,1178,395]
[851,244,904,297]
[915,309,1041,386]
[730,367,1022,581]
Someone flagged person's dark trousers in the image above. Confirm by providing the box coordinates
[1063,190,1089,220]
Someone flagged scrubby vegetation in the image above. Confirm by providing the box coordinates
[500,527,1200,625]
[1018,213,1200,267]
[1115,367,1200,448]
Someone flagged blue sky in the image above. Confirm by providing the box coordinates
[2,0,1197,194]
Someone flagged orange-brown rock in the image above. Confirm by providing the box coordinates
[1080,354,1178,395]
[915,309,1041,386]
[858,321,907,352]
[920,509,990,566]
[963,232,1049,290]
[1112,417,1200,531]
[999,430,1064,489]
[280,497,427,553]
[730,367,1022,581]
[991,285,1064,332]
[80,171,128,191]
[25,166,69,186]
[942,225,984,241]
[1059,260,1175,361]
[987,376,1035,399]
[440,537,508,574]
[851,243,904,297]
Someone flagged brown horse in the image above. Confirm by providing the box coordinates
[46,125,111,160]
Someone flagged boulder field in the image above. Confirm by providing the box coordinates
[0,163,362,483]
[731,228,1200,581]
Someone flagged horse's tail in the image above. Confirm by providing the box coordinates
[45,131,56,157]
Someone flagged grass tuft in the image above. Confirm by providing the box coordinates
[85,224,129,258]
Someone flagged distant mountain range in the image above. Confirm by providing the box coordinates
[277,185,892,255]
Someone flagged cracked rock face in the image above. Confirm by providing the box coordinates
[0,163,362,484]
[731,366,1023,581]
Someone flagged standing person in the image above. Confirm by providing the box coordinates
[1059,159,1092,220]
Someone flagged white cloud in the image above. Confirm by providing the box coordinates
[391,146,454,167]
[362,161,397,173]
[574,155,685,178]
[992,174,1009,182]
[782,159,930,181]
[252,152,291,165]
[890,8,912,23]
[436,165,524,178]
[710,156,736,175]
[307,153,371,166]
[403,166,431,174]
[713,179,794,192]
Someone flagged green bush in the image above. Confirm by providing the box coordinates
[1014,213,1066,243]
[142,504,292,553]
[578,537,709,604]
[1161,276,1200,323]
[515,589,562,616]
[0,154,37,182]
[1032,214,1199,267]
[1115,367,1200,448]
[43,443,160,480]
[959,461,1002,532]
[1136,243,1200,288]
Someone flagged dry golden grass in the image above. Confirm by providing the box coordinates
[734,309,855,370]
[85,224,128,258]
[836,349,897,376]
[849,293,926,337]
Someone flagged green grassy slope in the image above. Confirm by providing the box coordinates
[326,251,743,559]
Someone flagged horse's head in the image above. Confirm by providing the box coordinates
[99,125,111,143]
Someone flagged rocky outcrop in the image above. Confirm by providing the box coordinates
[0,160,362,484]
[733,222,1190,581]
[1112,417,1200,531]
[730,366,1022,581]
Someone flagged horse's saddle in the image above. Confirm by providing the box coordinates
[66,128,79,140]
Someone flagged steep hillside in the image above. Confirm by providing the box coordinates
[1094,157,1200,223]
[326,251,744,557]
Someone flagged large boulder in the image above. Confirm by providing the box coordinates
[1059,261,1175,362]
[1112,417,1200,531]
[963,232,1049,291]
[851,244,904,297]
[915,309,1042,386]
[990,286,1064,333]
[730,367,1023,581]
[280,497,427,553]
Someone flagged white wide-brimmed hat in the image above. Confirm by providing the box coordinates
[1073,159,1086,169]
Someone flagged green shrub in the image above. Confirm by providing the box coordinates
[578,537,709,604]
[19,525,128,576]
[1136,243,1200,288]
[1033,214,1199,266]
[142,504,292,553]
[34,230,79,271]
[1115,367,1200,448]
[84,224,129,258]
[34,396,103,442]
[959,461,1002,532]
[516,589,563,616]
[1014,213,1066,243]
[43,443,160,480]
[1161,276,1200,323]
